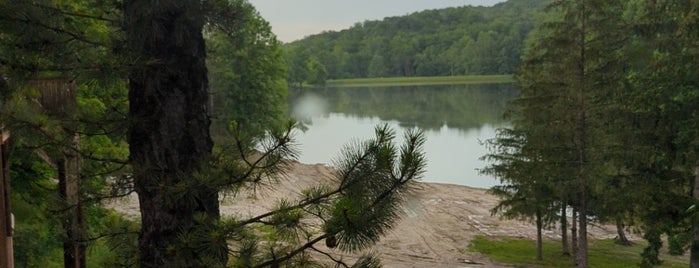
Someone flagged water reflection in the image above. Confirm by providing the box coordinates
[289,84,516,188]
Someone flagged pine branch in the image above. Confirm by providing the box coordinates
[234,187,341,228]
[310,246,351,268]
[236,126,425,265]
[28,2,118,23]
[252,234,330,268]
[76,230,139,243]
[1,16,105,47]
[234,126,293,180]
[49,188,136,214]
[235,140,378,227]
[9,115,129,165]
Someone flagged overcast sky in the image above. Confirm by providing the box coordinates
[247,0,507,43]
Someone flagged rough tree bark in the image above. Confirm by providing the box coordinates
[561,204,570,256]
[125,1,224,266]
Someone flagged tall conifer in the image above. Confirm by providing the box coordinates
[487,0,628,266]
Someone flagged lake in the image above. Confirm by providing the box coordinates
[288,83,516,189]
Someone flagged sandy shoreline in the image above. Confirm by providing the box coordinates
[106,161,624,267]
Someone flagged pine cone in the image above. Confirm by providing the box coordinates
[325,234,337,248]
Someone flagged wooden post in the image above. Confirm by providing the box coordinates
[58,135,84,268]
[0,130,13,268]
[29,78,84,268]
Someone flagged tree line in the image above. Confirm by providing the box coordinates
[283,0,551,85]
[0,0,426,267]
[482,0,699,267]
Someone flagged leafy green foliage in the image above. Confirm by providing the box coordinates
[6,123,62,266]
[0,1,132,267]
[9,145,137,267]
[207,0,288,141]
[620,1,699,265]
[0,0,122,79]
[90,212,139,268]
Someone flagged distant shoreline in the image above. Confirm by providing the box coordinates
[324,74,514,88]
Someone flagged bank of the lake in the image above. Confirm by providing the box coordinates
[325,74,513,88]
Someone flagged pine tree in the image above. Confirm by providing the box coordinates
[495,0,628,266]
[622,0,699,265]
[125,1,428,266]
[482,128,559,261]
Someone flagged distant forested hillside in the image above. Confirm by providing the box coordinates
[284,0,551,84]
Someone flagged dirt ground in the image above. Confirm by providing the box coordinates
[107,161,625,268]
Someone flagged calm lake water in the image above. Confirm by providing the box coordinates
[288,83,516,189]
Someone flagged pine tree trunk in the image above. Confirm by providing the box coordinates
[125,1,224,266]
[577,200,588,268]
[561,204,570,256]
[616,218,631,246]
[536,210,543,261]
[691,163,699,268]
[576,2,589,266]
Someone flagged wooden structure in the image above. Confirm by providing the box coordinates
[28,78,77,117]
[0,130,13,268]
[29,78,85,268]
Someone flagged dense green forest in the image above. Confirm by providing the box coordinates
[284,0,550,84]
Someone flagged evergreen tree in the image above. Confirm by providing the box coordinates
[482,128,559,261]
[125,1,428,266]
[622,0,699,265]
[489,0,629,266]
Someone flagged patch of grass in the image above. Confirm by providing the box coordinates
[325,75,513,87]
[469,236,687,268]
